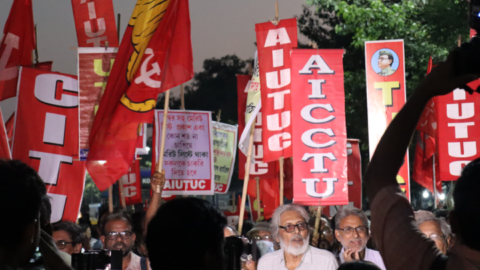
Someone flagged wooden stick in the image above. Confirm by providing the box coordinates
[157,90,171,173]
[108,186,113,213]
[275,1,279,23]
[216,109,222,122]
[255,177,261,221]
[279,156,284,206]
[180,84,185,110]
[117,13,121,41]
[34,24,39,65]
[238,121,256,234]
[119,178,127,208]
[458,35,462,47]
[313,202,322,240]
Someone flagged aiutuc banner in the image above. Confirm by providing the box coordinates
[212,121,237,194]
[436,88,480,181]
[237,75,277,180]
[71,0,119,47]
[255,18,298,163]
[78,47,117,159]
[12,67,86,223]
[365,40,410,200]
[154,110,214,195]
[290,49,348,206]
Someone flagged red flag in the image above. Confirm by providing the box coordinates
[87,0,193,191]
[413,132,441,194]
[255,19,298,163]
[417,57,437,137]
[11,67,85,223]
[71,0,119,47]
[4,112,14,151]
[247,178,280,220]
[347,139,362,209]
[0,108,11,159]
[0,0,36,101]
[33,61,53,72]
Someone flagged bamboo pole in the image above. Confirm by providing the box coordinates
[279,156,284,206]
[313,202,322,240]
[157,90,171,173]
[117,13,121,41]
[274,2,279,24]
[119,177,126,208]
[433,153,437,206]
[180,84,185,110]
[108,186,113,213]
[255,177,261,221]
[238,121,256,234]
[216,109,222,122]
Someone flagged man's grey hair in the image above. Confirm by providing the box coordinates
[335,207,369,231]
[271,204,312,240]
[414,210,451,237]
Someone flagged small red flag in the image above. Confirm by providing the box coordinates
[0,0,36,101]
[87,0,193,191]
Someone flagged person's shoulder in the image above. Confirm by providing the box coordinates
[259,249,282,262]
[309,246,337,260]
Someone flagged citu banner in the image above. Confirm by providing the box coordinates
[71,0,119,47]
[255,18,297,163]
[290,49,348,206]
[0,0,36,101]
[237,74,277,180]
[12,67,86,223]
[365,40,410,200]
[87,0,193,191]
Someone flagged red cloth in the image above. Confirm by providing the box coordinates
[0,0,36,101]
[247,178,280,220]
[87,0,193,191]
[412,132,442,194]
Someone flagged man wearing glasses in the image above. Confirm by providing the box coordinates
[377,51,396,76]
[52,221,84,255]
[100,209,149,270]
[414,210,451,254]
[257,204,338,270]
[334,207,386,270]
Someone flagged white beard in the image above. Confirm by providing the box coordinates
[280,234,310,256]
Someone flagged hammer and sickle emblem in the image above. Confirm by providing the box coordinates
[134,48,161,88]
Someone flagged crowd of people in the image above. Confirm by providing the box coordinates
[1,51,480,270]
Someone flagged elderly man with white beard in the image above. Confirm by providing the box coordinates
[335,207,386,270]
[257,204,338,270]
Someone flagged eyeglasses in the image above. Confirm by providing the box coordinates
[378,56,390,61]
[55,240,74,249]
[428,233,446,241]
[253,235,273,241]
[107,231,133,240]
[337,226,367,235]
[278,222,308,233]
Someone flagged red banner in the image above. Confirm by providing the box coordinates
[0,0,36,101]
[87,0,193,191]
[237,75,277,180]
[78,47,117,158]
[365,40,410,200]
[290,49,348,206]
[71,0,119,47]
[119,159,143,205]
[347,139,362,209]
[0,108,10,159]
[435,88,480,180]
[11,67,86,223]
[255,18,298,163]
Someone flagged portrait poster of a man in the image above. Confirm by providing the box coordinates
[377,51,396,76]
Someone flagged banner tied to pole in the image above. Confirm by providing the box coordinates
[347,139,362,209]
[237,75,277,180]
[71,0,119,47]
[78,47,117,159]
[86,0,194,191]
[290,49,348,206]
[12,67,86,223]
[119,159,143,205]
[365,40,410,200]
[436,86,480,181]
[212,121,237,193]
[0,0,36,101]
[255,18,298,163]
[154,110,214,195]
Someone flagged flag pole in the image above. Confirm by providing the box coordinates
[255,176,261,221]
[313,201,322,240]
[432,153,437,206]
[119,177,127,208]
[108,186,113,213]
[157,90,171,173]
[279,156,284,206]
[239,120,255,234]
[117,13,121,41]
[180,84,185,110]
